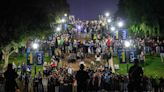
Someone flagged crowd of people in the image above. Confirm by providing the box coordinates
[1,60,164,92]
[0,17,164,92]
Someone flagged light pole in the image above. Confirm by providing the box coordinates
[32,43,39,75]
[124,40,131,73]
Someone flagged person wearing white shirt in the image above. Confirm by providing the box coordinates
[95,54,101,62]
[96,46,101,54]
[67,65,73,75]
[12,62,17,70]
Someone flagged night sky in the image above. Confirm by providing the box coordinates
[67,0,119,20]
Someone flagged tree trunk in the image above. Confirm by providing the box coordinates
[2,49,15,69]
[3,52,9,69]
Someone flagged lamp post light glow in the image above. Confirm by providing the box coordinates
[111,26,116,31]
[56,27,61,32]
[32,43,39,50]
[124,41,131,48]
[61,18,66,23]
[77,25,82,30]
[105,12,110,17]
[64,13,67,17]
[117,21,124,28]
[107,18,111,23]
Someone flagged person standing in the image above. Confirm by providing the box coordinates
[4,63,18,92]
[128,59,143,92]
[75,64,89,92]
[160,40,164,62]
[139,51,145,66]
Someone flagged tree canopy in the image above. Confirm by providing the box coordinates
[0,0,69,68]
[0,0,69,48]
[116,0,164,37]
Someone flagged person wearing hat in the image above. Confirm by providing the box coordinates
[128,59,143,92]
[75,64,89,92]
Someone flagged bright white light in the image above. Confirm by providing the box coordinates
[107,19,111,23]
[77,25,81,30]
[56,27,61,32]
[61,18,66,23]
[117,21,124,28]
[32,43,39,49]
[105,12,110,17]
[124,41,131,48]
[111,26,116,31]
[64,13,67,17]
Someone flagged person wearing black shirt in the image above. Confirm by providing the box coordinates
[4,63,18,92]
[75,64,89,92]
[128,59,143,92]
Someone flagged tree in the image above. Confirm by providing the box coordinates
[0,0,69,68]
[116,0,164,37]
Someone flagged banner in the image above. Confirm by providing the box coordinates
[128,48,137,63]
[48,36,53,41]
[26,52,34,65]
[118,48,137,64]
[36,51,44,65]
[115,29,128,40]
[118,48,126,63]
[64,24,68,30]
[27,47,31,53]
[122,29,128,40]
[114,31,118,40]
[122,50,126,63]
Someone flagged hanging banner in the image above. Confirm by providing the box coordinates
[118,48,126,63]
[129,48,137,63]
[114,31,119,40]
[48,36,53,41]
[26,52,34,65]
[64,24,68,30]
[122,50,126,63]
[122,29,128,40]
[27,47,31,53]
[115,29,128,40]
[36,51,44,65]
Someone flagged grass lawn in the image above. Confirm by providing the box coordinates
[1,54,163,78]
[113,55,164,78]
[6,54,51,77]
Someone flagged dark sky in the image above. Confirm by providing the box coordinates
[67,0,119,20]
